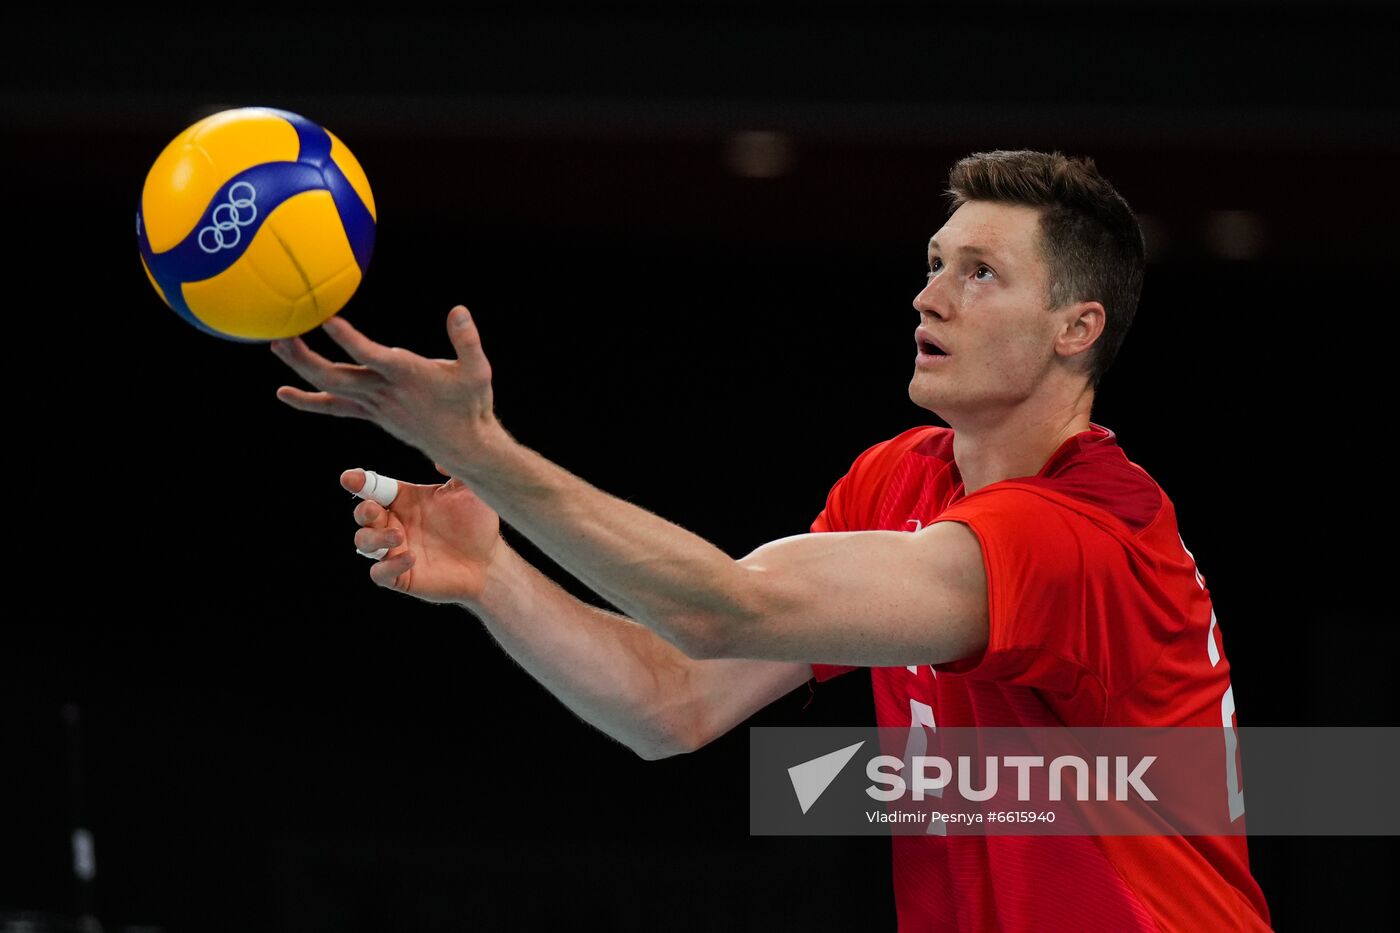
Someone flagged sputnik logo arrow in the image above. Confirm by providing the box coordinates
[787,741,866,814]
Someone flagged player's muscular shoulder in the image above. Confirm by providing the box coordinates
[913,520,989,657]
[726,518,988,667]
[809,521,988,665]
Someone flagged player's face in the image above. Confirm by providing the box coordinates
[909,201,1066,420]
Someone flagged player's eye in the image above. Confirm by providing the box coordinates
[926,256,943,278]
[974,264,995,281]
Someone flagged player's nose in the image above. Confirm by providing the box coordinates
[913,275,952,321]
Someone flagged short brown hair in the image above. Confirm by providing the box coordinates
[946,150,1145,387]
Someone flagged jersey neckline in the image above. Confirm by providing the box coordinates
[944,422,1117,505]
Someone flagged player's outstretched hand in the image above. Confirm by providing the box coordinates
[271,307,506,473]
[344,465,501,602]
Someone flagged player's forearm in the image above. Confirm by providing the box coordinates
[461,541,712,759]
[446,429,753,659]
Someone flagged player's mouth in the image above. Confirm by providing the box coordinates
[915,330,950,367]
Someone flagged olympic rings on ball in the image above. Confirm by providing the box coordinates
[197,181,258,254]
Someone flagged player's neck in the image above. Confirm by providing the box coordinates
[948,391,1095,495]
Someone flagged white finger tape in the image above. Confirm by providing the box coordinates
[357,470,400,507]
[358,546,389,560]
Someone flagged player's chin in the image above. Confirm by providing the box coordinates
[907,377,947,410]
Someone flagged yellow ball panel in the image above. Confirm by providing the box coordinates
[328,131,377,222]
[287,264,364,336]
[263,189,358,288]
[240,225,309,302]
[142,142,217,253]
[181,250,297,341]
[142,109,300,253]
[140,254,170,308]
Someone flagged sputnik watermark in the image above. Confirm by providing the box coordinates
[866,754,1156,802]
[751,727,1400,836]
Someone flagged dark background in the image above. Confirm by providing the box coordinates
[5,4,1398,930]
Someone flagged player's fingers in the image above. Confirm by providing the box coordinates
[271,336,381,395]
[341,468,370,496]
[321,316,415,376]
[352,498,387,528]
[355,526,402,554]
[360,470,399,507]
[369,551,416,589]
[445,307,492,383]
[341,468,401,508]
[275,386,371,419]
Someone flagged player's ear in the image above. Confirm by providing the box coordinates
[1056,300,1105,359]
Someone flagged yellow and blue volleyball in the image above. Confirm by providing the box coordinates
[136,107,376,341]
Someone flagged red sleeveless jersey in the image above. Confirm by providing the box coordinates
[810,424,1271,933]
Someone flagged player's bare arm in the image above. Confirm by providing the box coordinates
[340,465,813,758]
[273,310,989,669]
[468,542,816,757]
